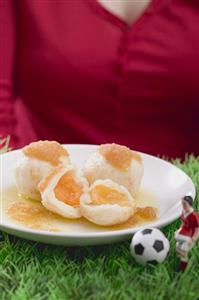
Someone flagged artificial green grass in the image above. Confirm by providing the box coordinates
[0,155,199,300]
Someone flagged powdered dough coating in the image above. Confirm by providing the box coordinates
[83,144,144,196]
[15,140,70,201]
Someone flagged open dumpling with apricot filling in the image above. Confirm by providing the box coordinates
[80,179,135,226]
[38,164,89,219]
[83,143,144,196]
[15,140,70,201]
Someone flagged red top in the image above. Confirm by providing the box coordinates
[179,211,199,237]
[1,0,199,157]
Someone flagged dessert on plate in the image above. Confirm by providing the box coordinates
[83,143,143,196]
[15,140,70,201]
[38,164,88,219]
[13,140,156,228]
[80,179,135,226]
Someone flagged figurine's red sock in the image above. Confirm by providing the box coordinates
[180,260,188,271]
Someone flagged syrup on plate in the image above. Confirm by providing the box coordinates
[2,186,157,232]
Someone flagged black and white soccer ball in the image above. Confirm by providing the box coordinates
[130,228,170,265]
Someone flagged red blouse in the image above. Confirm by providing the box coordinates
[0,0,199,157]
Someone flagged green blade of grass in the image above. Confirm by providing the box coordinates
[0,136,11,154]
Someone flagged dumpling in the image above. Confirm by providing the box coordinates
[15,140,70,201]
[80,179,135,226]
[83,143,143,196]
[38,164,89,219]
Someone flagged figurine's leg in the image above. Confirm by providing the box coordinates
[176,241,189,272]
[180,250,188,261]
[177,248,186,257]
[176,248,182,257]
[179,248,189,272]
[176,242,184,257]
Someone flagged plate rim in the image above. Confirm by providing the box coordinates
[0,144,196,239]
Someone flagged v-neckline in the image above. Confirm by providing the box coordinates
[85,0,172,31]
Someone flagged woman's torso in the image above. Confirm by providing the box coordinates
[15,0,199,157]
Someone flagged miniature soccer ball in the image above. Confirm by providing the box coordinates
[130,228,170,265]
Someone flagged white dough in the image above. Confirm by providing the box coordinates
[83,151,144,196]
[80,179,135,226]
[15,156,55,201]
[39,165,89,219]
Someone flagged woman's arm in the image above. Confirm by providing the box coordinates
[0,0,18,147]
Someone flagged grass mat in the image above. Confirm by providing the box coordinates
[0,154,199,300]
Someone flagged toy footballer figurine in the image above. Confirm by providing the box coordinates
[175,196,199,272]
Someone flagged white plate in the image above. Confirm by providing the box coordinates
[0,144,195,246]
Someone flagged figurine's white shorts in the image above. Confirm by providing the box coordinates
[175,233,192,252]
